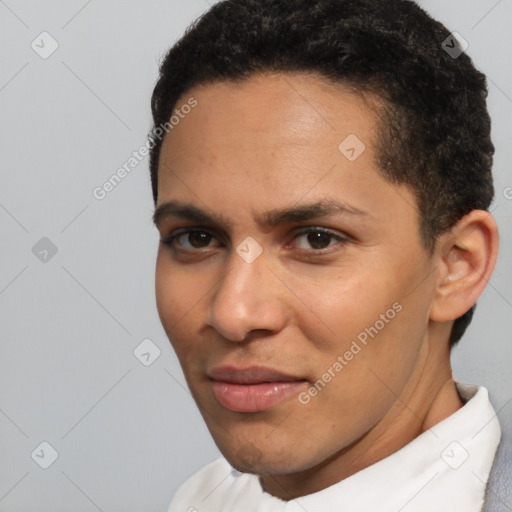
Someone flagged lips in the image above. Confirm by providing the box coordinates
[208,366,307,412]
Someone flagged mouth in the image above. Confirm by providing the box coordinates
[207,365,308,413]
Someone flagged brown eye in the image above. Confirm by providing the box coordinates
[161,229,219,250]
[306,231,332,249]
[293,228,347,251]
[182,231,213,248]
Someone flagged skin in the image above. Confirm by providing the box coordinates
[153,72,499,500]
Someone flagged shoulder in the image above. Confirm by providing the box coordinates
[482,397,512,511]
[167,457,234,512]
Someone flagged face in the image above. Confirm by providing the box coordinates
[154,72,439,481]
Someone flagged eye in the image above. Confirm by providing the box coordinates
[160,226,348,254]
[160,228,221,250]
[291,227,348,251]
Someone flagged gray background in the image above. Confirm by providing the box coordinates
[0,1,511,510]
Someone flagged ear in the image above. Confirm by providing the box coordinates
[430,210,499,323]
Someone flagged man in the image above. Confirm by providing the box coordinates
[148,0,507,510]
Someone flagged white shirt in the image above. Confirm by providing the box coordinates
[168,382,501,512]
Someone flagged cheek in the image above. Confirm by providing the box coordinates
[294,265,398,351]
[296,253,430,380]
[302,259,432,407]
[155,249,205,317]
[155,251,218,368]
[155,253,176,327]
[155,253,196,347]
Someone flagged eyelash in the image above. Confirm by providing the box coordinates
[160,227,349,254]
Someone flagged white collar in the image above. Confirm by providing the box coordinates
[169,382,501,512]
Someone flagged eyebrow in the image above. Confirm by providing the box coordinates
[152,199,370,231]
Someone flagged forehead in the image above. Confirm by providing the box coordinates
[158,72,379,190]
[168,72,380,149]
[156,72,419,241]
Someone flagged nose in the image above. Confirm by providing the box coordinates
[205,247,287,342]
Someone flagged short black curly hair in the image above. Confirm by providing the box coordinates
[149,0,494,347]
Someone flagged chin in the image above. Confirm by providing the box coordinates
[217,439,313,476]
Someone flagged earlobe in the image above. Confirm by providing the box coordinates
[430,210,499,323]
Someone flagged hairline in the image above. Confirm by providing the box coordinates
[153,70,438,256]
